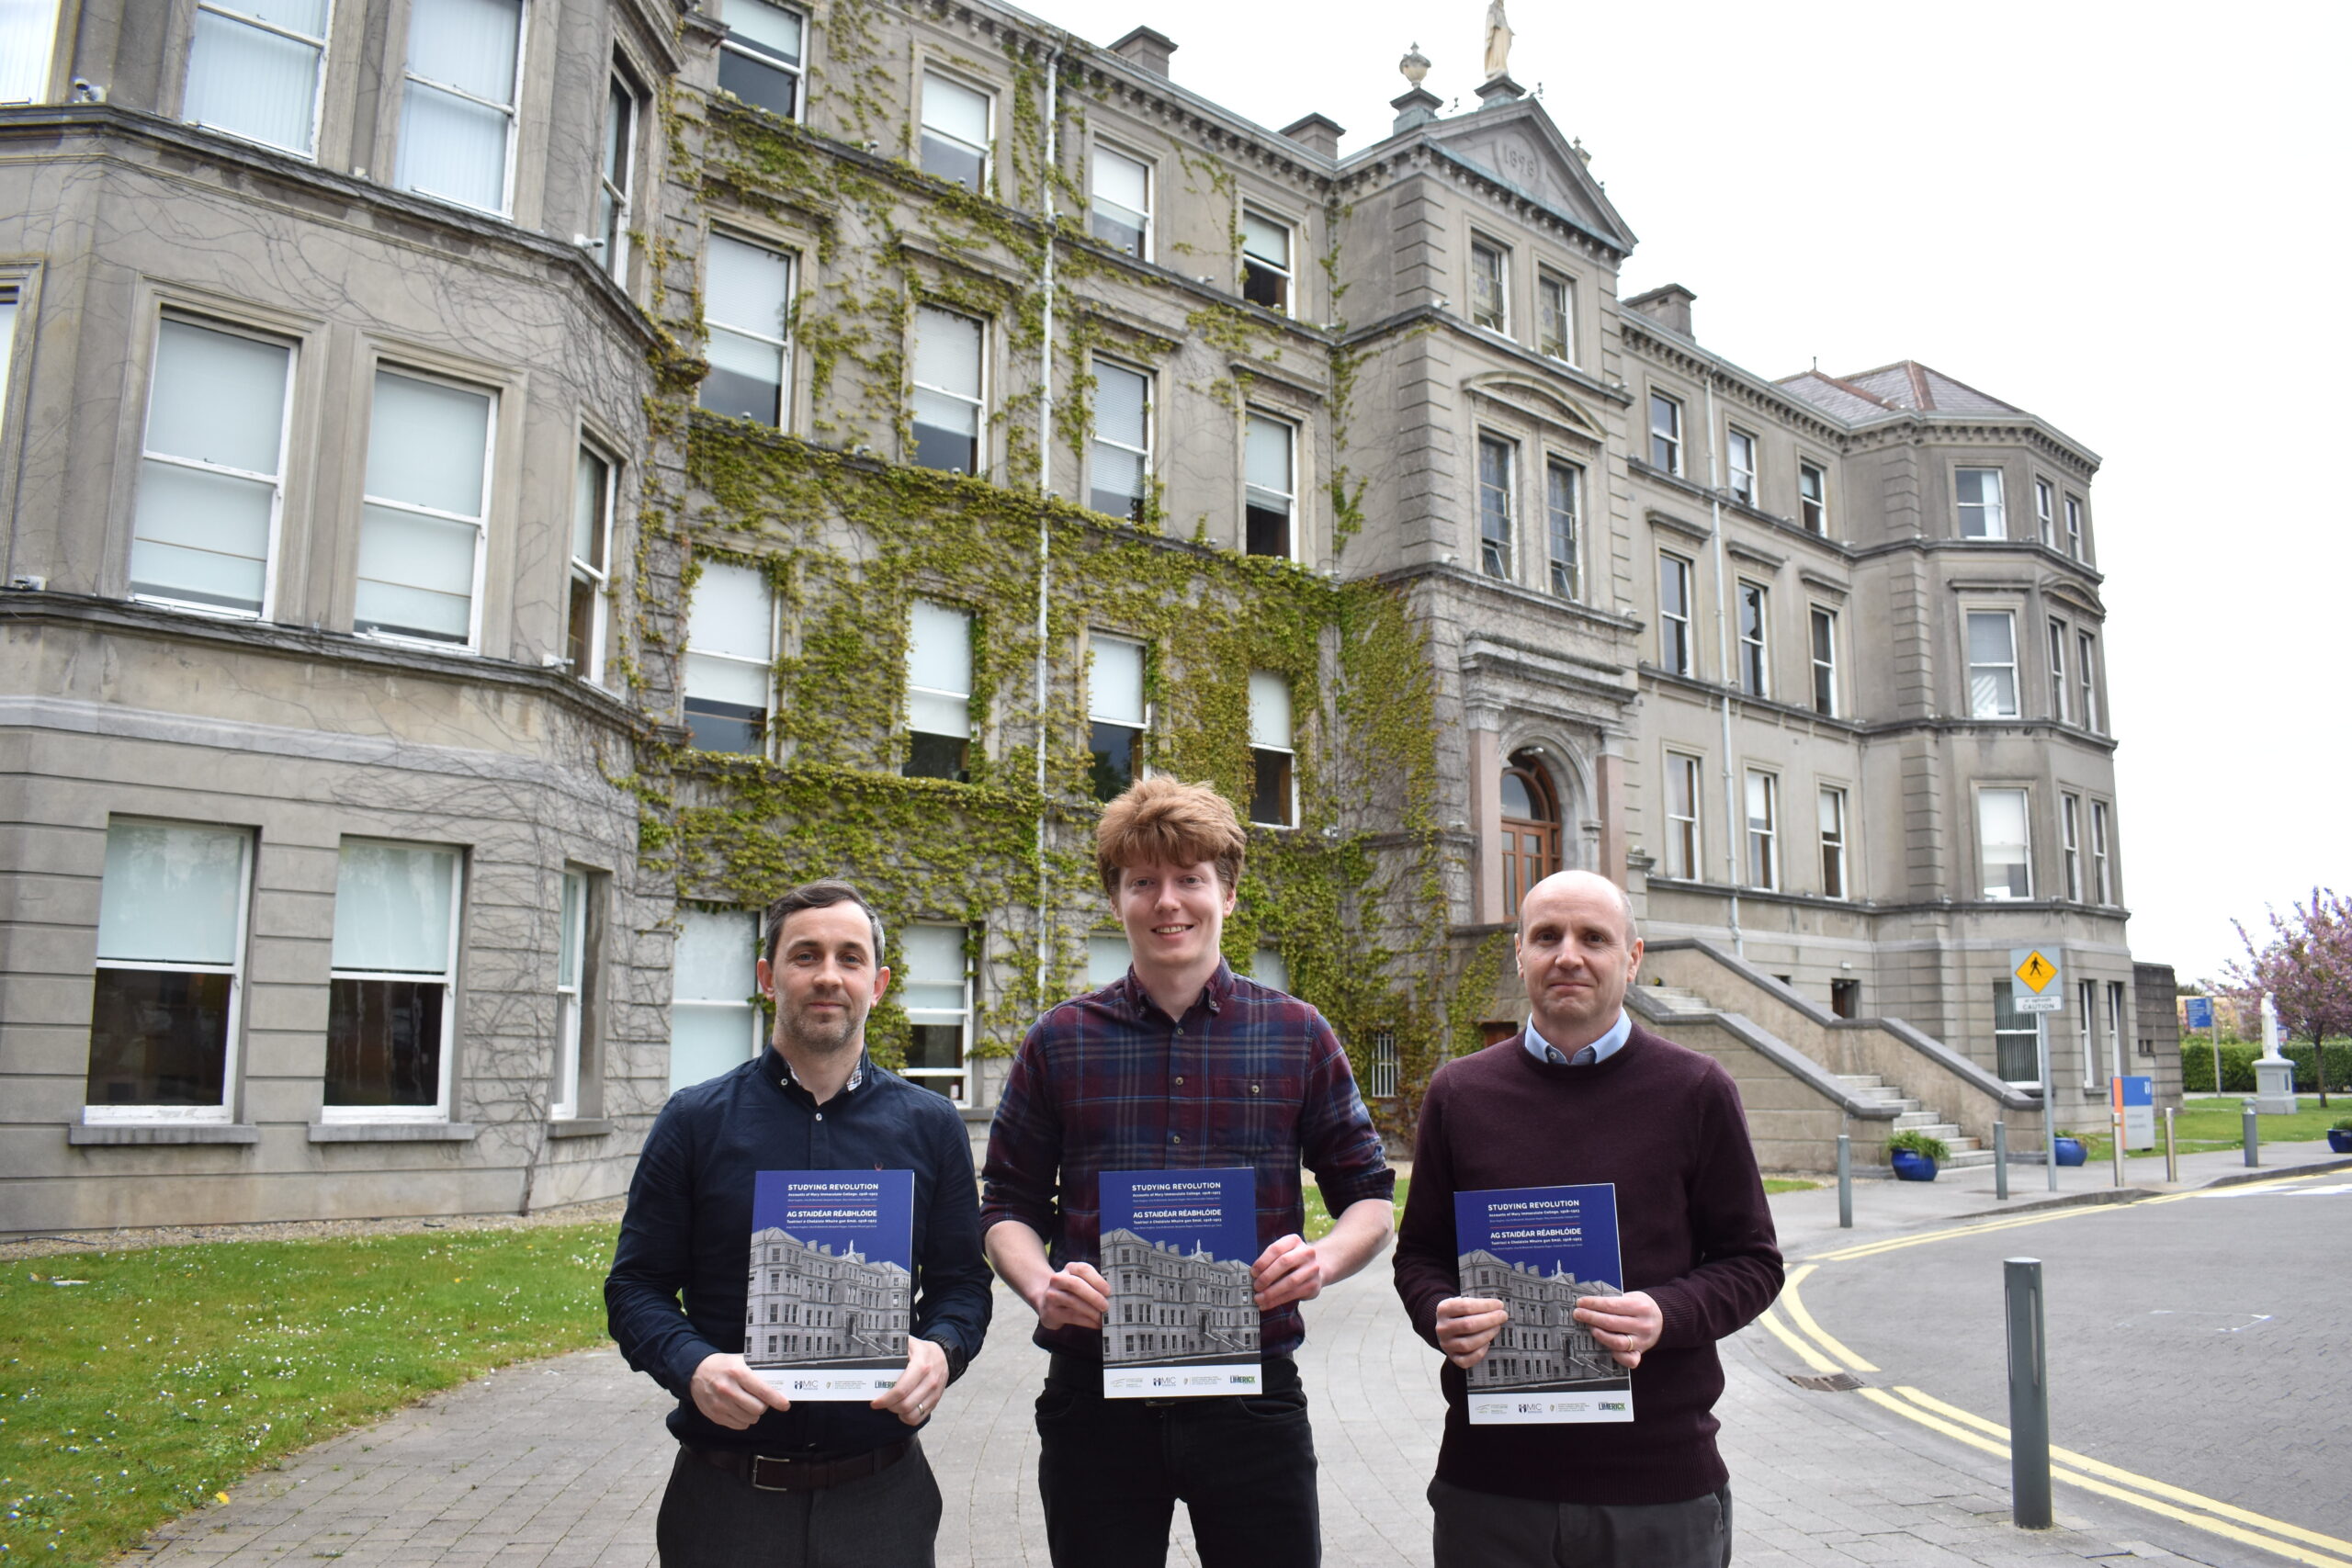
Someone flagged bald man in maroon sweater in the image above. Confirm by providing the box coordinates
[1394,871,1783,1567]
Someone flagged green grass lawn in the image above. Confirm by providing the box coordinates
[1,1224,616,1567]
[1761,1178,1821,1195]
[2060,1097,2351,1162]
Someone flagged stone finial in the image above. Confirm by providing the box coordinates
[1400,42,1430,85]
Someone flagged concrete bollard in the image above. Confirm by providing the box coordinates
[1837,1134,1852,1229]
[2244,1100,2260,1168]
[2005,1258,2052,1529]
[1995,1122,2009,1201]
[2164,1106,2177,1184]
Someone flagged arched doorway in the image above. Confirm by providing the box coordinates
[1500,750,1564,914]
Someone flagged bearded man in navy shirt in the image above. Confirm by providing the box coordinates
[607,880,990,1568]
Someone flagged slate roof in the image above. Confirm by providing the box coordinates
[1777,361,2023,423]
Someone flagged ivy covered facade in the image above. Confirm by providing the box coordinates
[0,0,2128,1231]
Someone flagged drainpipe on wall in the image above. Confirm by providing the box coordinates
[1703,379,1743,958]
[1032,47,1062,1000]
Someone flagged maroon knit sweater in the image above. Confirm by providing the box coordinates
[1392,1023,1784,1505]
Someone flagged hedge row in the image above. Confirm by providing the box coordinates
[2179,1040,2352,1093]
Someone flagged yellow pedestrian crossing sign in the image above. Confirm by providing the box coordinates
[2009,947,2063,1011]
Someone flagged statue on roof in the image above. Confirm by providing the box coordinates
[1484,0,1513,80]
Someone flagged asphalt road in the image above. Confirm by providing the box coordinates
[1795,1170,2352,1547]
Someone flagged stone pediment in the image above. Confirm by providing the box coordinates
[1427,103,1637,254]
[1465,373,1604,439]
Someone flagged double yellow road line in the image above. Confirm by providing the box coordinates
[1759,1231,2352,1566]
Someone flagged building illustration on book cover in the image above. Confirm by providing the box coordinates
[1101,1227,1256,1364]
[744,1169,914,1398]
[1457,1248,1617,1391]
[1101,1167,1262,1396]
[1455,1182,1634,1424]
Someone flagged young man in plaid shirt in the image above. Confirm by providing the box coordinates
[981,776,1396,1567]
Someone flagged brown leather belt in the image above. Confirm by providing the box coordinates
[687,1436,913,1492]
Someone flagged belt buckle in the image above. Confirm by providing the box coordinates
[749,1453,808,1493]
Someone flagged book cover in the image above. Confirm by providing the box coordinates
[1100,1168,1262,1399]
[1453,1182,1634,1425]
[744,1169,914,1400]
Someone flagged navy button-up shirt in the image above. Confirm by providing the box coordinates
[980,960,1394,1359]
[605,1048,991,1455]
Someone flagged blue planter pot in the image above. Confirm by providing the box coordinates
[2053,1136,2087,1167]
[1890,1148,1938,1181]
[2327,1129,2352,1155]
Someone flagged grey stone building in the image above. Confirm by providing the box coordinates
[0,0,2130,1233]
[1456,1248,1614,1394]
[744,1224,910,1367]
[1100,1227,1256,1366]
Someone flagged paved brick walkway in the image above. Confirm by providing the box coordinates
[137,1265,2271,1567]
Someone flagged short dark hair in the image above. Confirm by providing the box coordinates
[762,880,886,965]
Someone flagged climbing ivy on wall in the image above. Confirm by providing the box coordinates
[624,0,1486,1130]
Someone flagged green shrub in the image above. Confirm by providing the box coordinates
[2179,1040,2352,1093]
[1886,1129,1951,1162]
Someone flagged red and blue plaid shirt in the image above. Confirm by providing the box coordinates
[980,958,1395,1358]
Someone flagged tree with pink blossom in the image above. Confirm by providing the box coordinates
[2224,887,2352,1108]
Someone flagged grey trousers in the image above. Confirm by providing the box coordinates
[1430,1474,1733,1568]
[655,1440,942,1568]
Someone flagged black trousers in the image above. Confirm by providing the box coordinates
[1430,1474,1733,1568]
[1034,1353,1320,1568]
[654,1440,942,1568]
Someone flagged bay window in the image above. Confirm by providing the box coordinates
[1956,467,2006,539]
[84,819,253,1119]
[184,0,329,156]
[395,0,524,215]
[130,318,293,618]
[568,447,612,682]
[1965,610,2018,718]
[1977,787,2031,900]
[325,839,462,1120]
[356,367,493,647]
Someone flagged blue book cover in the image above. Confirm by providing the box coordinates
[1100,1168,1262,1398]
[1453,1182,1634,1425]
[744,1169,915,1400]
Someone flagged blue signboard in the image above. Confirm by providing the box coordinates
[2184,997,2214,1031]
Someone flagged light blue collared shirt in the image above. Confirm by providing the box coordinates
[1524,1008,1633,1067]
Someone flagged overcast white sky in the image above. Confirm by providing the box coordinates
[1020,0,2352,986]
